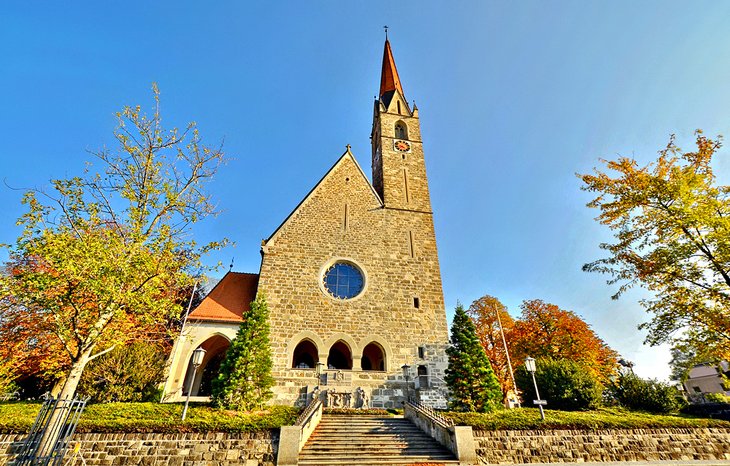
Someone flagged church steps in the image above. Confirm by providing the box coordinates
[299,415,458,465]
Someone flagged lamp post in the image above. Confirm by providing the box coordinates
[182,347,206,421]
[316,361,324,385]
[401,364,411,405]
[524,357,546,420]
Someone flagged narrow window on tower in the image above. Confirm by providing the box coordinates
[418,346,425,359]
[403,169,410,204]
[397,101,401,114]
[343,203,349,232]
[414,297,420,309]
[408,230,415,258]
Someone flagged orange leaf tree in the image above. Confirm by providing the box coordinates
[510,299,618,382]
[466,295,517,401]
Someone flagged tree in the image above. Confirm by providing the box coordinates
[608,371,684,413]
[0,84,226,402]
[515,358,602,411]
[211,294,274,411]
[510,300,618,382]
[466,295,518,402]
[580,131,730,361]
[77,342,167,402]
[445,303,502,412]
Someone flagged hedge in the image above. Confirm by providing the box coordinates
[446,406,730,430]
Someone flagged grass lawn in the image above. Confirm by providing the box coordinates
[1,402,728,434]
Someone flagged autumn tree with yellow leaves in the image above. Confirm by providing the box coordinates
[580,131,730,362]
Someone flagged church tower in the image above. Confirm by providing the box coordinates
[372,39,432,213]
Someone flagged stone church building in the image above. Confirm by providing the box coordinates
[162,39,450,408]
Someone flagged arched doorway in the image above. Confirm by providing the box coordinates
[182,335,230,396]
[292,339,318,368]
[327,340,352,369]
[361,342,386,371]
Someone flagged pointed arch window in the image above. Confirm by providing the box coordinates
[395,121,408,140]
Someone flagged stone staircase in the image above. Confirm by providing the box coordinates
[299,414,459,465]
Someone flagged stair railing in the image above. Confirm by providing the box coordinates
[406,400,454,428]
[278,396,323,466]
[295,397,322,427]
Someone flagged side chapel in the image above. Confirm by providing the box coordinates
[162,39,450,408]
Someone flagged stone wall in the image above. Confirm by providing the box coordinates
[0,431,277,466]
[473,428,730,464]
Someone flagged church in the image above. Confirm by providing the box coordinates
[161,39,451,409]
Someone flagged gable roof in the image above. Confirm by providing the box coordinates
[263,146,383,247]
[188,272,259,323]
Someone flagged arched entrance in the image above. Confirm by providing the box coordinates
[292,339,318,368]
[182,335,230,396]
[361,342,386,371]
[327,340,352,369]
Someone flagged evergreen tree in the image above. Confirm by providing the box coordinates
[445,303,502,412]
[211,294,274,411]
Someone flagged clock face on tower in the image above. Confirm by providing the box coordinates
[394,140,411,152]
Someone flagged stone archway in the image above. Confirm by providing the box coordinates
[182,334,230,396]
[327,340,352,370]
[292,339,318,368]
[361,342,386,371]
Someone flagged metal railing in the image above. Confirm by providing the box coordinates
[15,396,88,466]
[407,400,454,428]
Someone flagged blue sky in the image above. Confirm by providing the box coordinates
[3,1,730,380]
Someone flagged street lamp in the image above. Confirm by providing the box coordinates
[182,347,206,421]
[401,364,411,404]
[316,361,325,384]
[524,357,546,420]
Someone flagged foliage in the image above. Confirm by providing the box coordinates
[445,303,502,412]
[211,294,274,411]
[668,343,719,382]
[0,402,298,434]
[77,342,167,402]
[704,392,730,403]
[510,300,618,382]
[515,358,603,411]
[444,406,730,430]
[0,84,226,401]
[580,131,730,361]
[466,295,518,401]
[608,371,684,414]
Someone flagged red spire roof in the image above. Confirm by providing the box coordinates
[379,39,404,99]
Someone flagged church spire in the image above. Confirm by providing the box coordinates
[379,38,404,102]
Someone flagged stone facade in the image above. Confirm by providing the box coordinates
[258,40,449,407]
[473,428,730,464]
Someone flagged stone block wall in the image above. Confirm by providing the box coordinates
[473,428,730,464]
[0,431,277,466]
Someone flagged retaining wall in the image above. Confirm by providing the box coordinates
[0,431,277,466]
[473,428,730,464]
[3,427,730,465]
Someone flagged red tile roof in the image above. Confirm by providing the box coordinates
[188,272,259,322]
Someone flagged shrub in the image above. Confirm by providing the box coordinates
[77,342,167,402]
[515,358,602,411]
[608,372,685,413]
[704,392,730,403]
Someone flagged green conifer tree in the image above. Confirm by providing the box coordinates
[445,303,502,412]
[211,293,274,411]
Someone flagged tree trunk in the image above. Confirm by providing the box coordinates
[34,348,92,461]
